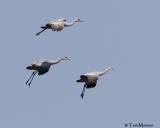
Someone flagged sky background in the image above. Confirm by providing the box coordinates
[0,0,160,127]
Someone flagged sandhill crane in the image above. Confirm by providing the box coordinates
[36,17,83,36]
[26,56,70,86]
[77,66,113,99]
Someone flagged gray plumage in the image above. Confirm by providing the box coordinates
[26,56,70,86]
[77,66,113,98]
[36,17,83,36]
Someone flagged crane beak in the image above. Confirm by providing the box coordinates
[107,66,115,71]
[79,19,83,22]
[63,56,71,61]
[111,67,115,71]
[66,57,71,61]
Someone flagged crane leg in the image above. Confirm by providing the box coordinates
[81,85,86,99]
[26,71,37,87]
[28,71,37,87]
[36,28,47,36]
[26,72,35,85]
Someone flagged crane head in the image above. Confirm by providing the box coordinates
[105,66,114,72]
[62,56,70,60]
[75,17,83,22]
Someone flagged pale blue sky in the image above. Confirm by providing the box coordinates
[0,0,160,128]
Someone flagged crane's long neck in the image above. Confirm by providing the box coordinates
[57,58,63,63]
[49,58,63,65]
[98,67,112,76]
[64,19,77,27]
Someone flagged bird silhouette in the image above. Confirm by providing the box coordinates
[77,66,113,98]
[36,17,83,36]
[26,56,70,87]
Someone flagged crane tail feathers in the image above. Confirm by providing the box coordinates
[76,79,84,82]
[26,66,34,70]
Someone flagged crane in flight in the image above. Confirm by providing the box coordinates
[26,56,70,86]
[36,17,83,36]
[76,66,113,99]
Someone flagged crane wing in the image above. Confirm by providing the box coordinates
[50,22,64,31]
[31,59,46,67]
[86,75,98,88]
[57,18,67,22]
[79,75,98,88]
